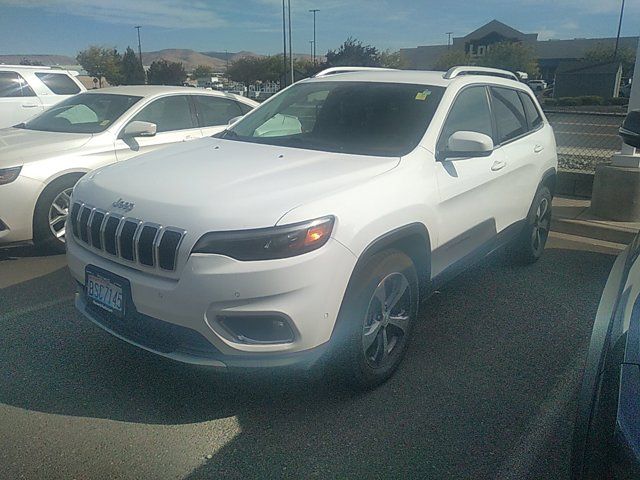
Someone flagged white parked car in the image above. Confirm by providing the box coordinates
[0,86,257,251]
[66,66,558,388]
[0,65,86,129]
[528,79,547,91]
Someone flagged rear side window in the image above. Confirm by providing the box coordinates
[237,102,253,115]
[519,92,543,130]
[35,72,81,95]
[0,71,35,97]
[438,86,493,152]
[193,95,244,126]
[490,87,527,144]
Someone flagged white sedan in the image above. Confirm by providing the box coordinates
[0,85,257,251]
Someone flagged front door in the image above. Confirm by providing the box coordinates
[0,71,43,128]
[115,94,202,162]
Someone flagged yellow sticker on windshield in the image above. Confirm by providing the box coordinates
[415,89,431,101]
[100,120,110,126]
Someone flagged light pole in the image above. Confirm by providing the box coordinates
[446,32,453,50]
[309,40,314,59]
[309,9,320,64]
[282,0,287,87]
[135,26,143,66]
[614,0,626,58]
[288,0,293,84]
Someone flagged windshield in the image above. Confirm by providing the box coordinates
[224,81,444,156]
[20,93,142,134]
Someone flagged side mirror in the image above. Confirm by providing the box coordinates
[123,121,157,138]
[620,110,640,149]
[228,115,243,126]
[441,131,494,160]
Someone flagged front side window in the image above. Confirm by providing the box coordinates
[438,86,493,153]
[35,72,81,95]
[490,87,527,144]
[0,72,35,98]
[224,81,445,157]
[519,91,543,130]
[130,95,196,133]
[193,95,244,127]
[21,93,141,133]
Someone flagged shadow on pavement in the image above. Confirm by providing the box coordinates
[0,245,56,261]
[0,248,616,478]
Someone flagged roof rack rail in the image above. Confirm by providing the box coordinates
[313,66,398,78]
[443,66,520,82]
[0,64,54,69]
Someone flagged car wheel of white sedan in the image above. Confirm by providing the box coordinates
[33,175,83,253]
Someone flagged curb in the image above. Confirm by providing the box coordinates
[551,216,637,245]
[556,170,594,198]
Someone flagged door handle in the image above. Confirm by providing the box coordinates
[534,145,544,153]
[21,103,39,108]
[491,160,507,171]
[183,135,197,142]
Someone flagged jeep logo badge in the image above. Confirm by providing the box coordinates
[112,198,135,212]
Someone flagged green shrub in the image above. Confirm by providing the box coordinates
[544,98,558,107]
[607,97,629,106]
[578,95,604,106]
[557,97,580,106]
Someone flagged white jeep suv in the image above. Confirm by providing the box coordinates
[66,66,557,388]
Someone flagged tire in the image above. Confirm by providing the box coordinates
[33,175,83,253]
[509,186,552,264]
[332,249,419,390]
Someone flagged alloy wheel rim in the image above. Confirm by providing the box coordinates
[48,187,74,242]
[531,197,550,254]
[362,272,412,369]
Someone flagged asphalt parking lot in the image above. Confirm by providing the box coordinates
[0,233,621,479]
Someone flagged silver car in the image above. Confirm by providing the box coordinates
[0,85,257,252]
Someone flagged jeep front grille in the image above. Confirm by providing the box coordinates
[71,202,185,271]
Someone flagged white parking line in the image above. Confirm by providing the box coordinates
[494,352,584,480]
[0,296,74,323]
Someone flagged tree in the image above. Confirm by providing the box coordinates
[476,41,538,77]
[585,44,635,77]
[121,47,145,85]
[227,56,281,86]
[379,50,407,69]
[76,46,123,87]
[147,60,187,86]
[325,37,381,67]
[191,64,214,80]
[433,50,472,71]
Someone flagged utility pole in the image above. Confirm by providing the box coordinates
[288,0,294,84]
[446,32,453,50]
[614,0,625,58]
[282,0,287,87]
[309,40,314,59]
[135,26,143,67]
[309,9,320,64]
[225,50,229,70]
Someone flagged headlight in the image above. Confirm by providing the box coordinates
[0,166,22,185]
[192,216,335,260]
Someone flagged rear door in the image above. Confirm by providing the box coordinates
[0,71,43,128]
[433,85,510,277]
[33,72,82,109]
[192,95,252,136]
[488,86,540,227]
[114,94,202,162]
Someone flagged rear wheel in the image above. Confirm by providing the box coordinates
[33,175,82,253]
[509,186,552,264]
[332,250,419,390]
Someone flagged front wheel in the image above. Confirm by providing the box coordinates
[509,186,552,264]
[332,249,419,390]
[33,175,82,253]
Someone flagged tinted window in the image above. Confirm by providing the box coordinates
[22,93,141,133]
[490,87,527,144]
[193,95,243,126]
[438,86,492,152]
[226,81,445,157]
[131,95,196,133]
[35,72,81,95]
[237,102,253,115]
[519,91,543,129]
[0,71,35,97]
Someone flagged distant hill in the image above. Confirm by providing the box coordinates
[202,51,262,63]
[0,54,76,66]
[141,49,228,71]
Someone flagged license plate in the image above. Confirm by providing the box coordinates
[86,270,124,316]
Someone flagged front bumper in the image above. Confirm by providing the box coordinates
[0,175,43,244]
[67,232,357,367]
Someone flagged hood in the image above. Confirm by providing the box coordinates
[75,136,399,233]
[0,127,92,168]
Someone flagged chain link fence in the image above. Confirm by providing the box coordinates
[544,109,626,172]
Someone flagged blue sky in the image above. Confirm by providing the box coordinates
[0,0,638,56]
